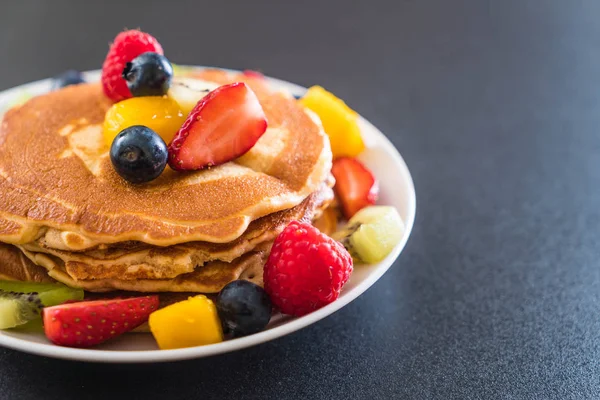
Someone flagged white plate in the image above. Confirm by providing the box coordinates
[0,69,416,363]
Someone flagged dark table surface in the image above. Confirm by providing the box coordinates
[1,0,599,398]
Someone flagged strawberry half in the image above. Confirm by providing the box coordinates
[168,82,268,171]
[331,157,379,219]
[43,296,159,348]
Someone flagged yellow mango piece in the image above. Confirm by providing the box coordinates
[149,295,223,350]
[299,86,365,158]
[103,96,185,147]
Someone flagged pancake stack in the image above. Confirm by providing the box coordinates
[0,70,334,293]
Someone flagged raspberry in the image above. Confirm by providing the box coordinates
[101,30,163,102]
[264,221,353,316]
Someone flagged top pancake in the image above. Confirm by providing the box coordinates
[0,70,332,247]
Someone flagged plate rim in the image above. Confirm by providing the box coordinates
[0,68,416,363]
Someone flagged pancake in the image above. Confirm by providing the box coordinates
[0,202,339,291]
[19,182,333,281]
[0,242,54,283]
[0,70,332,247]
[19,246,269,293]
[17,190,333,292]
[0,236,266,293]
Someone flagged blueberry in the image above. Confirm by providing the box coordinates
[110,125,168,184]
[216,280,272,337]
[52,70,85,90]
[123,52,173,97]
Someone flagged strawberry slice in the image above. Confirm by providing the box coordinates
[331,157,379,219]
[168,82,268,171]
[43,296,158,348]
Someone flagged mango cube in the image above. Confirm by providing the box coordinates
[149,295,223,350]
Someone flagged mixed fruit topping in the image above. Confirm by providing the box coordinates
[100,30,268,182]
[0,28,408,350]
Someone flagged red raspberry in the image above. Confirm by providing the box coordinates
[101,30,163,102]
[264,221,353,317]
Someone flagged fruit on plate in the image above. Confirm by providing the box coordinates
[52,70,85,90]
[11,318,44,333]
[123,52,173,97]
[333,206,405,264]
[101,29,164,101]
[299,85,365,158]
[149,295,223,350]
[264,221,353,317]
[43,296,158,348]
[216,280,272,338]
[103,96,185,145]
[110,125,168,184]
[0,281,84,329]
[168,82,268,171]
[0,292,43,330]
[0,281,84,307]
[331,157,379,219]
[167,77,219,116]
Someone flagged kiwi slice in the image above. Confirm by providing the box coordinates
[0,292,44,329]
[11,318,44,333]
[0,281,83,307]
[333,206,405,264]
[0,281,83,330]
[168,77,219,115]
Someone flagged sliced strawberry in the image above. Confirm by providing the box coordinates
[43,296,158,348]
[168,82,268,171]
[331,157,379,219]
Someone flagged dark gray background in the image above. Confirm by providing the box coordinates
[1,0,599,399]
